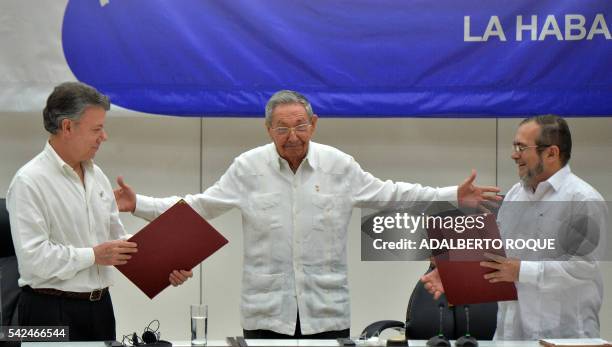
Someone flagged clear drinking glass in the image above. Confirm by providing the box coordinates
[190,304,208,346]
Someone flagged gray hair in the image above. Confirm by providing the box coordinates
[43,82,110,134]
[264,90,314,126]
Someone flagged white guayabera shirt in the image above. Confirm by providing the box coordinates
[134,141,457,335]
[496,165,607,340]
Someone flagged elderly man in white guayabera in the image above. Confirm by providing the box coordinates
[114,90,500,339]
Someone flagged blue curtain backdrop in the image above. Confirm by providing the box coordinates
[62,0,612,117]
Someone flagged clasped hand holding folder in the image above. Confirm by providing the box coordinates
[427,213,517,305]
[115,200,228,299]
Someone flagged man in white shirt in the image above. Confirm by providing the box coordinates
[114,90,500,339]
[421,115,607,339]
[6,82,192,341]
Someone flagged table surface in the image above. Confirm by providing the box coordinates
[21,339,546,347]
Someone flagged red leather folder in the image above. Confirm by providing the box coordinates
[116,200,228,299]
[427,213,517,305]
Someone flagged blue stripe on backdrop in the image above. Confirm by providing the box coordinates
[62,0,612,117]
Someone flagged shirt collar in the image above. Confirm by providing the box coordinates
[268,141,317,171]
[43,141,94,173]
[305,142,318,168]
[521,164,571,194]
[546,164,571,192]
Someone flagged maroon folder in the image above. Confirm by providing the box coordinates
[427,213,517,305]
[116,200,228,299]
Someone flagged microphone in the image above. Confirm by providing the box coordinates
[426,303,450,347]
[455,305,478,347]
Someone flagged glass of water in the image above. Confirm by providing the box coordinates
[190,304,208,346]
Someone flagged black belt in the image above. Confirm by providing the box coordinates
[25,285,108,301]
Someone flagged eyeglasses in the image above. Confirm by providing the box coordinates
[512,144,550,153]
[271,123,311,136]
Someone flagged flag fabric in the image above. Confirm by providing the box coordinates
[2,0,611,117]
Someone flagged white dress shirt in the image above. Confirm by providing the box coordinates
[495,165,606,339]
[6,142,127,292]
[134,141,457,335]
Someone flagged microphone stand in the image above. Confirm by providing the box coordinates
[455,306,478,347]
[427,303,450,347]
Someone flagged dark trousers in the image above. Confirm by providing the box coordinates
[18,287,116,341]
[244,313,349,339]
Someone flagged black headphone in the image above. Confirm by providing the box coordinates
[123,320,172,347]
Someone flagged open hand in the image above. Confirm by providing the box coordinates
[114,176,137,213]
[457,170,502,211]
